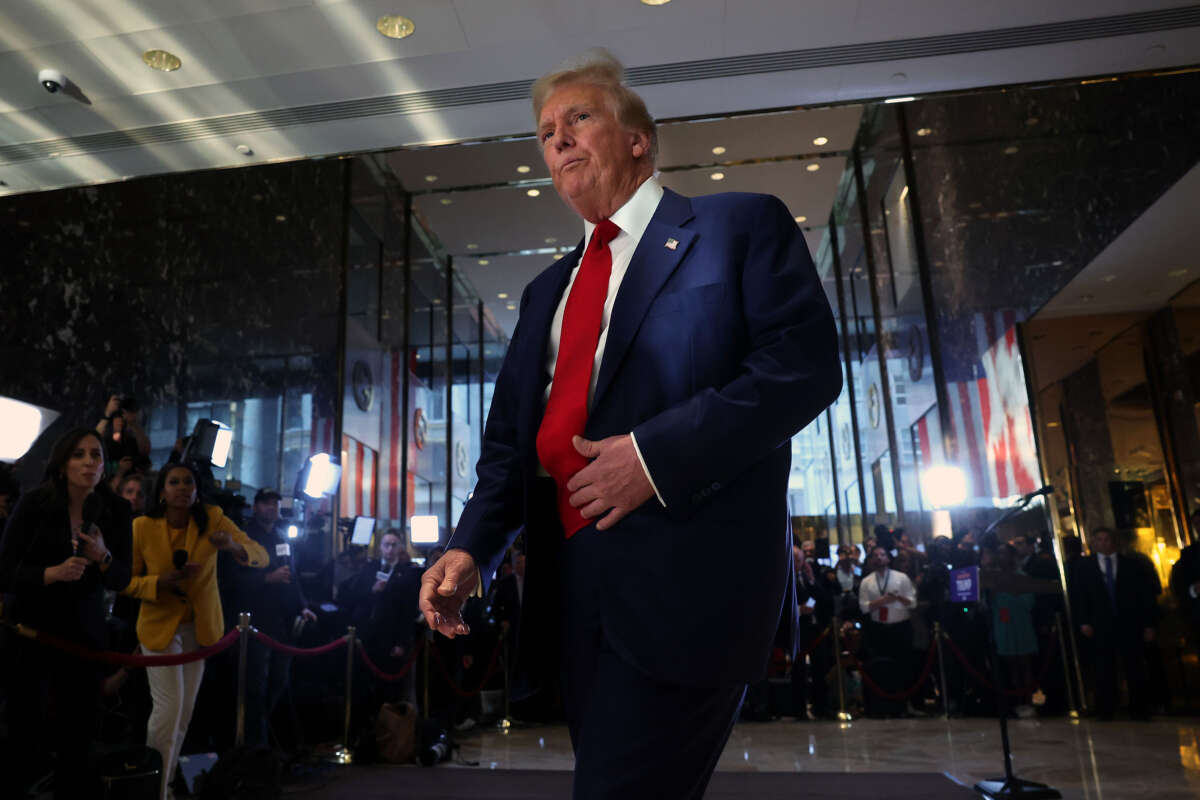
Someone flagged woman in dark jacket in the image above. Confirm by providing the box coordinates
[0,427,133,799]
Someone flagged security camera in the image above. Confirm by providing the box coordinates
[38,68,67,93]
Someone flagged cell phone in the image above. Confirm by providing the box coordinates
[804,596,817,610]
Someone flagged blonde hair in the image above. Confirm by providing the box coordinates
[531,49,658,164]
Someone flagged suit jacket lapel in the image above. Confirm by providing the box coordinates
[591,189,697,413]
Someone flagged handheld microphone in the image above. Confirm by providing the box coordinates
[170,549,189,598]
[76,493,101,556]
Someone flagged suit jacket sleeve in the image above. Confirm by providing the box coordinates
[632,195,841,513]
[0,494,47,591]
[450,288,538,583]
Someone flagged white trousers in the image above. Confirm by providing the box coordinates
[144,623,205,800]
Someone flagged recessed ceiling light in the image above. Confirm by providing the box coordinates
[424,174,437,182]
[710,172,725,181]
[376,15,415,39]
[554,254,564,260]
[1169,268,1189,277]
[1025,117,1039,126]
[235,144,253,156]
[526,189,540,197]
[805,163,820,172]
[516,165,531,174]
[1004,146,1019,155]
[498,292,509,299]
[884,96,916,104]
[916,128,933,136]
[478,259,489,266]
[440,197,453,205]
[544,237,557,243]
[641,0,672,5]
[432,298,441,305]
[142,49,182,72]
[275,214,287,222]
[711,146,726,155]
[794,215,807,223]
[1102,274,1117,283]
[506,303,517,310]
[812,136,828,146]
[466,243,478,250]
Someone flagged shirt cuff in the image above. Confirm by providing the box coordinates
[629,431,666,508]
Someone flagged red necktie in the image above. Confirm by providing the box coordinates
[536,219,621,538]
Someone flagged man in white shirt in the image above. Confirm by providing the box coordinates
[858,546,917,716]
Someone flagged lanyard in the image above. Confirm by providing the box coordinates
[876,569,890,597]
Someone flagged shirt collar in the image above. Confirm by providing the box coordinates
[582,174,663,248]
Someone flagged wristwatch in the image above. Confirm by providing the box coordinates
[101,551,113,567]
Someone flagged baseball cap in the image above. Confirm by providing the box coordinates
[254,488,283,503]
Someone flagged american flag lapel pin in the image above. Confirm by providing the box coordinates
[665,237,678,250]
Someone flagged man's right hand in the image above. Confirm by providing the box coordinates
[420,548,478,638]
[265,565,292,584]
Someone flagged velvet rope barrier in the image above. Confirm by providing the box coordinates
[428,636,505,698]
[249,629,350,657]
[16,624,240,668]
[940,630,1059,698]
[356,637,424,682]
[795,625,832,659]
[849,643,938,702]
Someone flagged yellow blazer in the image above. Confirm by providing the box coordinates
[123,504,269,650]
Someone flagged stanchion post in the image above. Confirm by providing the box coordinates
[235,612,251,747]
[832,617,851,725]
[335,626,356,764]
[1055,613,1080,722]
[496,631,512,731]
[934,621,950,720]
[422,626,432,720]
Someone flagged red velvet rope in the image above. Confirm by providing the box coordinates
[250,629,349,657]
[428,637,505,698]
[356,637,425,682]
[941,630,1058,697]
[849,643,938,702]
[796,626,832,659]
[19,625,240,667]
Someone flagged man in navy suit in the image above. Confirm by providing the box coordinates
[420,50,840,799]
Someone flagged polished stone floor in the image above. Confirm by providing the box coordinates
[453,716,1200,799]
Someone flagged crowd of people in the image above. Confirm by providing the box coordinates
[4,398,1200,798]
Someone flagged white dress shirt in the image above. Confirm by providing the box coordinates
[858,567,916,623]
[1096,552,1117,582]
[538,174,666,506]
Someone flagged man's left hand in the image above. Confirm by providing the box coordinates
[566,435,655,531]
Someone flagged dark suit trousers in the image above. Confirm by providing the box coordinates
[1090,632,1148,717]
[561,524,745,800]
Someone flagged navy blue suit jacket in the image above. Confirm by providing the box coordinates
[449,188,841,688]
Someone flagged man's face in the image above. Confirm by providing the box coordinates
[837,546,855,567]
[872,547,890,569]
[538,82,648,220]
[899,533,913,551]
[1009,536,1031,558]
[1091,530,1117,556]
[121,479,145,513]
[254,499,280,527]
[380,534,402,564]
[801,541,815,561]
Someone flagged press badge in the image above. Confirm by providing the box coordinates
[376,571,391,583]
[276,544,291,557]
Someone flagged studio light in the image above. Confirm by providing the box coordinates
[410,514,440,544]
[921,465,968,509]
[301,452,342,499]
[186,419,233,469]
[287,525,300,539]
[0,396,59,462]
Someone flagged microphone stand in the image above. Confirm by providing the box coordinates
[973,488,1061,800]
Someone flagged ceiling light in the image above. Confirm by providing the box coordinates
[805,163,820,172]
[1004,146,1020,155]
[554,254,564,260]
[711,146,726,155]
[1102,275,1117,283]
[424,174,437,182]
[544,237,557,243]
[1025,117,1039,126]
[812,136,828,146]
[440,197,452,205]
[235,144,253,156]
[641,0,672,5]
[466,243,478,249]
[478,259,489,266]
[916,128,933,136]
[710,172,725,181]
[275,214,287,222]
[1169,268,1189,277]
[794,215,807,223]
[376,15,415,39]
[142,49,182,72]
[516,165,531,174]
[884,96,916,104]
[506,303,517,310]
[526,189,540,197]
[497,292,509,299]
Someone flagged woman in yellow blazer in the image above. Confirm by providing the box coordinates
[123,461,268,800]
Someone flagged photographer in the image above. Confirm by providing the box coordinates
[0,428,133,798]
[96,394,151,475]
[122,462,268,800]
